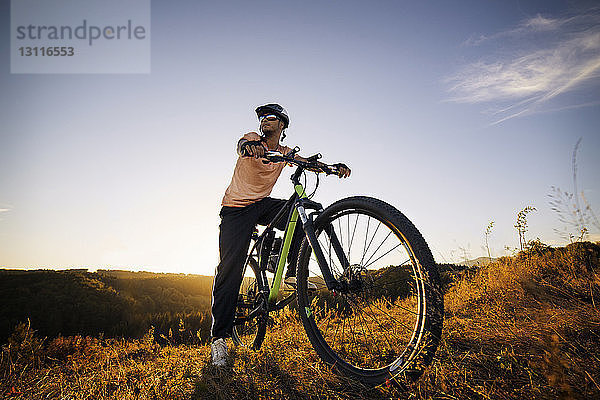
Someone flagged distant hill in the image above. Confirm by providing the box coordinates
[96,269,213,280]
[457,256,496,267]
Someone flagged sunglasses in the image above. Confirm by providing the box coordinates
[259,114,280,122]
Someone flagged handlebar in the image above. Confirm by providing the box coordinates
[263,150,339,175]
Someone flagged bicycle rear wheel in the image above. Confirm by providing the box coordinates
[231,257,268,350]
[296,196,443,387]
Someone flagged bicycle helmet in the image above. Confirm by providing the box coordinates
[255,103,289,128]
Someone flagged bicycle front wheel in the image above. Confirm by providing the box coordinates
[296,196,443,387]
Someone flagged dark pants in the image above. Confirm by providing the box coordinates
[211,197,302,339]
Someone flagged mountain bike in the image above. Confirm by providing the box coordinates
[232,148,444,388]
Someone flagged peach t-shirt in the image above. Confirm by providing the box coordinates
[221,132,292,207]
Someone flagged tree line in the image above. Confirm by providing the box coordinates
[0,269,215,345]
[1,264,469,346]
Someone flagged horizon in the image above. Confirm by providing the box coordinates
[2,0,600,275]
[2,238,597,275]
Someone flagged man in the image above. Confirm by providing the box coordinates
[210,103,351,367]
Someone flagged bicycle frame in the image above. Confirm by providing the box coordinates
[264,189,299,303]
[245,163,348,311]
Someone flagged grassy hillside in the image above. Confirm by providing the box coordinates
[1,242,599,399]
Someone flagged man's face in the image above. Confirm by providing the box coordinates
[260,114,283,135]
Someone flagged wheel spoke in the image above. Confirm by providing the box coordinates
[349,213,360,255]
[360,220,381,266]
[362,296,418,335]
[343,295,399,360]
[362,216,371,265]
[363,242,400,269]
[353,300,385,363]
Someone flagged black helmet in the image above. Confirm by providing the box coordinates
[255,103,289,128]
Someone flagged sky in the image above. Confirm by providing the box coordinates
[1,0,599,275]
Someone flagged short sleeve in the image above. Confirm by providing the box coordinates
[242,132,261,141]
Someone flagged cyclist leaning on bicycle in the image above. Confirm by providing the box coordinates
[210,103,351,367]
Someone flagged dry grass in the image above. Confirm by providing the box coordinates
[2,242,599,399]
[415,241,600,399]
[1,328,206,399]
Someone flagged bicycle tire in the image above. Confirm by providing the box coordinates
[231,257,268,350]
[296,196,443,387]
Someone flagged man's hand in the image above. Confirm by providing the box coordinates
[241,140,266,158]
[334,163,351,179]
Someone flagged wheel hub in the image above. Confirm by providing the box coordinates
[337,264,371,294]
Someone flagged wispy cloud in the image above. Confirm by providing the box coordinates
[0,205,13,221]
[463,14,566,46]
[447,8,600,124]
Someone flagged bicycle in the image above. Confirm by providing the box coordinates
[232,148,444,388]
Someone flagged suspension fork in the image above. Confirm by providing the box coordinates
[297,206,339,290]
[323,224,350,271]
[292,187,347,291]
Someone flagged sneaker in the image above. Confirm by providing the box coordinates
[211,338,228,367]
[284,276,317,291]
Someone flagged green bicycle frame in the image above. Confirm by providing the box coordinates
[267,184,307,303]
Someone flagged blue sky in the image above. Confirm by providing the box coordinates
[1,0,599,274]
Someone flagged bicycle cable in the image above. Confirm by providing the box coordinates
[300,168,320,200]
[308,170,320,199]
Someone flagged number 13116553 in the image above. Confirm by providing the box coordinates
[18,46,75,56]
